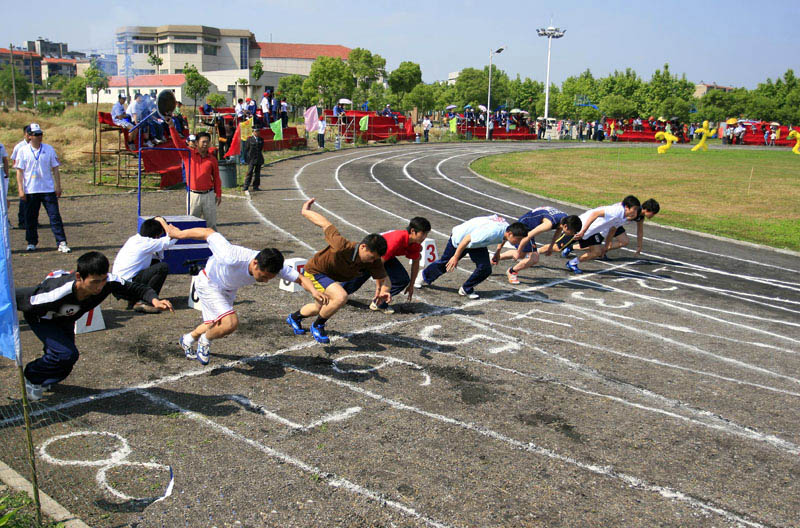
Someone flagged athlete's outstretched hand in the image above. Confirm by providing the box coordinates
[152,298,174,312]
[404,284,415,301]
[302,198,316,211]
[445,256,459,272]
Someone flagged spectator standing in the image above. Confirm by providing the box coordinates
[14,124,70,253]
[170,122,221,230]
[317,117,326,148]
[243,127,264,192]
[235,99,245,119]
[422,116,432,142]
[260,92,270,122]
[281,98,289,129]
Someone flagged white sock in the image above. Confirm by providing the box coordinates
[183,333,196,345]
[198,335,210,346]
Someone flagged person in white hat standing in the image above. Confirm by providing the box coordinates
[14,123,70,253]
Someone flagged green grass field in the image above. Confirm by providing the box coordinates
[471,145,800,251]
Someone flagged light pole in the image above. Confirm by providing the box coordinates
[486,45,505,140]
[536,26,565,128]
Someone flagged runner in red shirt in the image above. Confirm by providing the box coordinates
[341,217,431,314]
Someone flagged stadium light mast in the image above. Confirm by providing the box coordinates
[536,26,565,124]
[486,45,505,140]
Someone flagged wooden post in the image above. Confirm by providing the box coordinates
[92,91,99,185]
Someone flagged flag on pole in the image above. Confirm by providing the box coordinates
[359,115,369,131]
[270,119,283,141]
[0,182,21,366]
[223,117,253,158]
[240,117,253,140]
[449,116,458,133]
[303,106,320,133]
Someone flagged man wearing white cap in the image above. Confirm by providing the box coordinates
[14,123,70,253]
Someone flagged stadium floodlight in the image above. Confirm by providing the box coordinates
[536,26,566,124]
[486,45,506,140]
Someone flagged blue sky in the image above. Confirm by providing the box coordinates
[2,0,796,88]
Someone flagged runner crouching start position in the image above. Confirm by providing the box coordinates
[286,198,388,344]
[177,227,326,365]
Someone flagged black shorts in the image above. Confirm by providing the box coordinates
[614,226,626,236]
[578,233,604,248]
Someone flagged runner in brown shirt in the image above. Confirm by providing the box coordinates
[287,198,388,344]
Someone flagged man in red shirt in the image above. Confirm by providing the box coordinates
[341,217,431,314]
[170,121,221,229]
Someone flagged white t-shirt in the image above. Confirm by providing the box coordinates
[14,143,60,194]
[10,139,27,162]
[281,101,288,112]
[235,103,244,117]
[579,203,627,239]
[317,119,326,133]
[112,233,177,280]
[422,119,432,131]
[260,97,269,113]
[204,232,298,292]
[451,215,509,248]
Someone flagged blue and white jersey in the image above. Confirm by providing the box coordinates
[518,206,567,231]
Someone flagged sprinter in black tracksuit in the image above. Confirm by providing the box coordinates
[16,251,173,399]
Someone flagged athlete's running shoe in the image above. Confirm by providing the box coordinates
[369,300,395,314]
[560,246,573,258]
[25,379,43,401]
[196,341,210,365]
[310,323,330,344]
[506,268,520,284]
[286,314,306,335]
[458,286,479,299]
[566,260,583,274]
[179,335,196,359]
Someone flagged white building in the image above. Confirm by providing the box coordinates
[87,74,193,105]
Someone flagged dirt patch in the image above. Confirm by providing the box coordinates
[428,365,483,383]
[517,412,583,442]
[460,385,499,405]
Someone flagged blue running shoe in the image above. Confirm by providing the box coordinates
[566,260,583,274]
[286,314,306,335]
[196,341,210,365]
[560,246,573,258]
[310,323,330,344]
[179,335,196,360]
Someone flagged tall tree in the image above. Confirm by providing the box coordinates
[183,64,211,130]
[402,83,435,114]
[454,65,509,110]
[387,61,422,96]
[251,61,264,82]
[85,59,108,185]
[301,56,354,108]
[278,74,307,118]
[348,48,386,88]
[61,75,88,103]
[0,65,30,105]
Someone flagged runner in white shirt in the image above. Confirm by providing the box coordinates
[14,123,70,253]
[563,195,641,274]
[174,228,327,365]
[112,216,178,312]
[0,141,8,201]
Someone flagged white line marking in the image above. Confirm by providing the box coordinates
[570,291,634,308]
[39,431,173,503]
[247,200,315,252]
[383,332,800,457]
[419,324,521,354]
[332,353,431,386]
[138,390,452,528]
[279,363,768,528]
[229,394,362,431]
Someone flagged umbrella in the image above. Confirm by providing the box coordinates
[510,108,522,114]
[726,118,738,125]
[520,110,530,115]
[338,98,352,104]
[770,121,781,126]
[445,104,457,110]
[657,116,666,122]
[464,104,472,109]
[478,104,487,111]
[670,116,680,122]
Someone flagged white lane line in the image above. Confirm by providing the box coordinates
[418,324,521,354]
[502,304,798,357]
[138,390,452,528]
[247,200,315,251]
[461,311,800,399]
[383,332,800,457]
[279,363,768,528]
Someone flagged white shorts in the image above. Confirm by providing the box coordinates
[195,270,237,324]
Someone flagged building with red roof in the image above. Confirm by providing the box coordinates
[256,42,352,76]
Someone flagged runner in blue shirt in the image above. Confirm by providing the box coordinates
[495,207,582,284]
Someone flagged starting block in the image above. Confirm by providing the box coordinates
[74,306,105,334]
[279,258,307,293]
[187,275,202,311]
[413,238,438,265]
